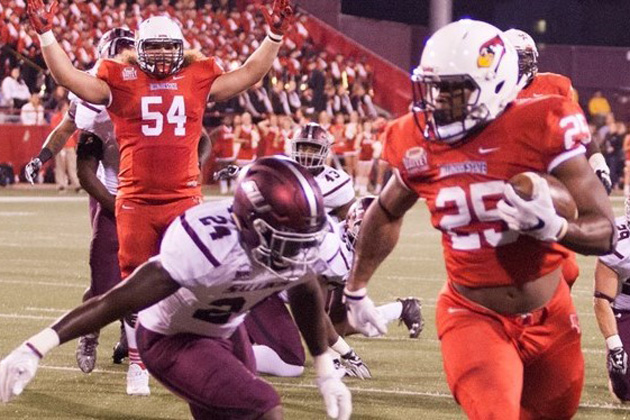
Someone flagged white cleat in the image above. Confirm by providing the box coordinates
[126,363,150,396]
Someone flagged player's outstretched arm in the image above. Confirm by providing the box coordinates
[553,155,616,255]
[26,0,110,105]
[208,0,293,102]
[594,260,629,386]
[344,173,418,337]
[288,275,352,420]
[0,260,179,403]
[24,110,77,184]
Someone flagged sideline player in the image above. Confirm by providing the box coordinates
[593,196,630,402]
[345,19,615,419]
[27,0,294,395]
[0,157,352,420]
[24,27,135,374]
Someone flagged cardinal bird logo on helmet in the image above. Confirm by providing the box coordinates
[477,35,506,69]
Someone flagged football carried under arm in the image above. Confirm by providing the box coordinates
[208,0,293,102]
[0,260,179,403]
[26,0,110,104]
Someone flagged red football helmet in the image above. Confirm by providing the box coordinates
[290,122,333,172]
[344,195,376,250]
[232,156,327,277]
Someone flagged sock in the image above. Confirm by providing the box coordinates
[124,318,145,370]
[252,345,304,377]
[330,336,352,357]
[378,301,403,324]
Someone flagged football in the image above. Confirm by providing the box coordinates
[507,172,578,221]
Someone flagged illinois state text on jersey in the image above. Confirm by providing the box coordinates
[97,55,223,201]
[383,96,589,288]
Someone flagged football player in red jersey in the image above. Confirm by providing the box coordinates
[345,19,615,419]
[505,28,613,195]
[505,28,612,289]
[26,0,294,396]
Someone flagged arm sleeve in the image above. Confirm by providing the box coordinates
[543,99,590,172]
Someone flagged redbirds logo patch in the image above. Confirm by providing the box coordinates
[477,35,506,69]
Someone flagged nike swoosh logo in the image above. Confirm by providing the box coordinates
[121,204,134,210]
[173,76,184,80]
[478,146,500,154]
[521,217,545,232]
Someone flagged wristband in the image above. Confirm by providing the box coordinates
[331,336,352,356]
[313,352,335,379]
[343,286,367,300]
[607,334,623,350]
[38,147,53,164]
[265,28,283,43]
[25,328,60,358]
[588,153,608,172]
[37,30,56,48]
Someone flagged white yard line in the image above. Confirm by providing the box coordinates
[33,365,630,411]
[0,195,226,203]
[0,279,85,288]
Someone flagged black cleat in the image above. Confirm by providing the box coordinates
[398,297,424,339]
[112,323,128,364]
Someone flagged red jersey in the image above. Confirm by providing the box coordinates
[358,133,376,161]
[383,97,589,288]
[97,57,223,201]
[518,72,574,101]
[214,125,235,159]
[236,125,257,160]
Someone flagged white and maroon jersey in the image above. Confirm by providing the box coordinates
[69,80,120,195]
[314,165,354,221]
[598,216,630,311]
[382,96,589,288]
[138,200,346,339]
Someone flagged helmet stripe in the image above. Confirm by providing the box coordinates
[284,162,318,226]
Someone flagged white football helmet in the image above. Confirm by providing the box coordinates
[97,28,135,59]
[136,16,185,78]
[411,19,520,143]
[504,28,539,85]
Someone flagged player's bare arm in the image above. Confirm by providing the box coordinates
[52,260,179,343]
[594,260,621,339]
[552,155,616,255]
[27,0,110,105]
[287,275,329,357]
[208,0,293,102]
[346,173,419,292]
[76,132,116,213]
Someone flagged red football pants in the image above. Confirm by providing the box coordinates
[116,196,202,279]
[436,279,583,420]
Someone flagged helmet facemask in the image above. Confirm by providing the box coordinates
[250,218,326,278]
[516,48,538,85]
[412,72,485,143]
[291,141,328,171]
[137,39,184,79]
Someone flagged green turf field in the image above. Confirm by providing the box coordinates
[0,190,629,419]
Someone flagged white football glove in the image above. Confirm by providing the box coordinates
[24,157,42,185]
[0,344,41,403]
[316,374,352,420]
[497,174,568,242]
[344,287,387,337]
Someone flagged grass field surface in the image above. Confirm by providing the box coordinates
[1,189,630,419]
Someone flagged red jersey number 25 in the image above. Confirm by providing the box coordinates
[141,96,187,137]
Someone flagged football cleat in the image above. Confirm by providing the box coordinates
[75,332,99,373]
[398,297,424,339]
[126,363,150,396]
[112,324,128,365]
[340,350,371,379]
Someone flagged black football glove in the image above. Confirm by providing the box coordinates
[595,169,613,195]
[608,347,628,376]
[213,165,240,182]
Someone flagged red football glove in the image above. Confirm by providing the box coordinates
[26,0,58,35]
[259,0,294,37]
